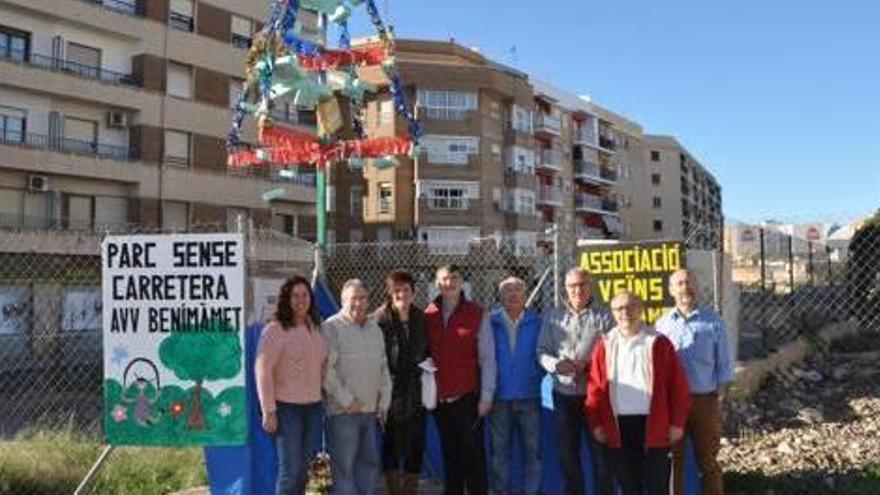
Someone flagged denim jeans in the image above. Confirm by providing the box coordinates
[327,412,381,495]
[489,399,542,495]
[275,401,323,495]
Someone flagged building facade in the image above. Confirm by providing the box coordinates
[0,0,320,240]
[340,38,539,254]
[635,135,723,249]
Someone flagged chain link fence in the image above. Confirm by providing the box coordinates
[1,214,878,493]
[0,222,313,494]
[724,219,880,360]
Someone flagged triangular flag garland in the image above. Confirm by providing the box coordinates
[226,0,422,171]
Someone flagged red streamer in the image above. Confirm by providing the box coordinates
[297,46,387,71]
[228,134,413,169]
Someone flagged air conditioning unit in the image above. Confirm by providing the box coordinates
[27,174,49,192]
[107,110,128,128]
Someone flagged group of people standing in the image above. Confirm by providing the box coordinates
[255,264,733,495]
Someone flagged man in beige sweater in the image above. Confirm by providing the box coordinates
[323,279,392,495]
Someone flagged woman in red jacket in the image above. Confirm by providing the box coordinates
[586,292,691,495]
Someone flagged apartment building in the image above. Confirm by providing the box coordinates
[0,0,321,239]
[640,135,723,249]
[341,38,540,254]
[530,80,629,245]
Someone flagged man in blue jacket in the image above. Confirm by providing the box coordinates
[489,277,543,495]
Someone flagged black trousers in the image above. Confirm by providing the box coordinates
[381,409,427,474]
[610,415,671,495]
[553,392,613,495]
[434,392,488,495]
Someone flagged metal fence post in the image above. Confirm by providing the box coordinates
[759,227,766,292]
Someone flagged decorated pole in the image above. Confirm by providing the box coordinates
[316,170,327,246]
[225,0,422,251]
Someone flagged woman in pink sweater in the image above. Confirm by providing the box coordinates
[256,276,327,495]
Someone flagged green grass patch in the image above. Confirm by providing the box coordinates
[0,427,206,494]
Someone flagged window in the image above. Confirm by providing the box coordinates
[0,26,29,62]
[419,181,478,210]
[422,135,479,165]
[653,219,663,233]
[229,79,245,109]
[167,62,193,99]
[163,201,189,231]
[62,117,98,153]
[231,16,254,49]
[507,146,535,174]
[350,185,363,217]
[490,143,502,160]
[511,105,532,133]
[489,101,501,120]
[651,173,661,186]
[379,100,394,125]
[428,187,467,210]
[507,189,536,215]
[417,90,477,120]
[65,194,94,229]
[0,107,26,143]
[271,213,296,236]
[164,130,190,166]
[652,196,662,209]
[65,42,101,78]
[94,197,128,228]
[169,0,195,31]
[378,182,392,214]
[650,150,660,162]
[420,227,480,254]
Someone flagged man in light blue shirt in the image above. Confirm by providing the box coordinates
[655,269,734,495]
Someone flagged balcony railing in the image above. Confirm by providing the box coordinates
[576,227,606,240]
[574,160,617,184]
[82,0,140,17]
[575,193,618,214]
[418,106,471,121]
[573,127,597,145]
[170,12,195,32]
[598,135,616,151]
[0,130,138,161]
[232,34,253,50]
[535,149,564,171]
[270,108,318,128]
[534,113,562,135]
[0,48,137,86]
[538,185,563,206]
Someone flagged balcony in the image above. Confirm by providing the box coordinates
[0,48,137,86]
[573,127,597,146]
[598,135,616,152]
[534,113,562,136]
[170,12,195,32]
[537,185,563,207]
[573,160,617,185]
[418,106,471,121]
[82,0,140,17]
[535,149,564,172]
[0,130,138,161]
[576,226,606,240]
[575,193,618,215]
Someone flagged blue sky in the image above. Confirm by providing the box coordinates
[349,0,880,224]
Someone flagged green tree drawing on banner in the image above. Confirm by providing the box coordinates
[159,321,242,430]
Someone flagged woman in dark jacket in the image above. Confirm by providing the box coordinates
[374,269,429,495]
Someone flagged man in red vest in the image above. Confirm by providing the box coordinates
[425,264,496,495]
